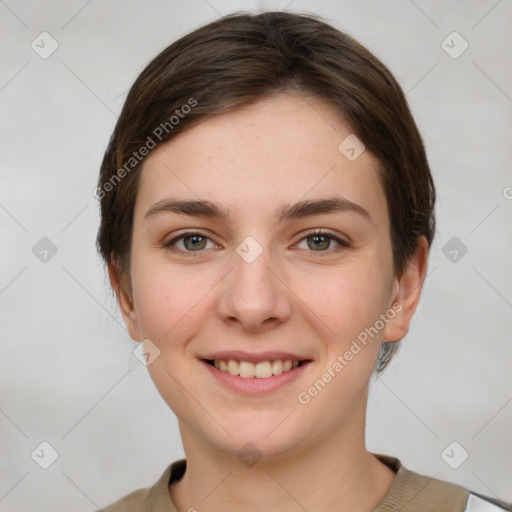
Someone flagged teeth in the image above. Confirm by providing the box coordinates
[272,360,283,375]
[239,361,255,378]
[211,359,301,378]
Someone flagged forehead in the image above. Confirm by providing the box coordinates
[135,93,387,225]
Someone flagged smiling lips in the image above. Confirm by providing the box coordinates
[208,358,301,378]
[201,350,310,379]
[201,355,311,395]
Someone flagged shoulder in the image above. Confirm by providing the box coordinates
[95,460,184,512]
[373,453,512,512]
[99,486,151,512]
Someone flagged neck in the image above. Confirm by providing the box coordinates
[170,394,396,512]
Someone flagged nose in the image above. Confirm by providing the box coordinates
[216,246,293,333]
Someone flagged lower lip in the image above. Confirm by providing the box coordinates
[200,360,311,395]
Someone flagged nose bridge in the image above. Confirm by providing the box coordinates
[217,237,292,330]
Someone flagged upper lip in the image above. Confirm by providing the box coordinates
[200,350,311,364]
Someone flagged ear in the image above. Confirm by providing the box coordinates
[383,236,429,343]
[108,258,141,342]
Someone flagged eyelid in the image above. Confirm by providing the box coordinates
[162,228,350,256]
[163,230,218,252]
[293,228,351,252]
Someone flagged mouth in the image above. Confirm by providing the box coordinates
[199,355,313,395]
[202,358,311,379]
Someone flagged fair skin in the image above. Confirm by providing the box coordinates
[110,93,428,512]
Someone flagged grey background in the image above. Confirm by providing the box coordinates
[1,0,511,510]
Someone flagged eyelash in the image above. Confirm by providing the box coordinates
[162,229,350,258]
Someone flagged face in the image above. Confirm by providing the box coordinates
[113,93,425,460]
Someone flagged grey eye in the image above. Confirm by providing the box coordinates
[182,234,208,251]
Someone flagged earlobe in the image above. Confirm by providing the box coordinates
[107,258,141,342]
[383,236,429,343]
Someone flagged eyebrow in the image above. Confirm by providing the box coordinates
[144,196,370,223]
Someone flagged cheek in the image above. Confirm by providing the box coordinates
[130,255,222,346]
[296,263,391,345]
[130,260,215,420]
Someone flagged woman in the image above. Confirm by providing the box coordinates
[95,11,511,512]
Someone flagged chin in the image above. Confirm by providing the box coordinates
[199,416,309,463]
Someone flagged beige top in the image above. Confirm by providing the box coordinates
[98,453,481,511]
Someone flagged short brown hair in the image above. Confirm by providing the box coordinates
[96,11,435,373]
